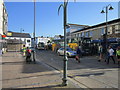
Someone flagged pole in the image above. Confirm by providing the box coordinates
[20,28,23,51]
[33,0,36,62]
[62,0,68,86]
[105,6,108,61]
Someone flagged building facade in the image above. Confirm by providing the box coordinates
[66,24,89,43]
[6,31,31,51]
[0,0,8,35]
[71,18,120,43]
[0,0,8,53]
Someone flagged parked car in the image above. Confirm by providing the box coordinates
[57,47,76,57]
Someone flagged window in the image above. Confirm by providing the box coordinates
[115,25,119,30]
[79,33,81,37]
[101,28,105,35]
[77,33,79,37]
[108,26,112,34]
[115,24,120,34]
[89,31,93,37]
[27,40,30,42]
[81,32,84,37]
[85,32,89,37]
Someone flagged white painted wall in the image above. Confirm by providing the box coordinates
[6,37,31,47]
[0,0,3,35]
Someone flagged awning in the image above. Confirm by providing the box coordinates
[107,38,117,42]
[92,38,120,43]
[91,40,101,43]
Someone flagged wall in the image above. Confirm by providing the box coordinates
[0,0,3,35]
[71,20,120,43]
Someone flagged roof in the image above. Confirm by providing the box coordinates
[72,18,120,33]
[68,23,89,27]
[7,31,31,38]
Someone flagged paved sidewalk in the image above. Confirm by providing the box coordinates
[1,52,80,89]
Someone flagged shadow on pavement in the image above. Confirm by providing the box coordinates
[68,72,104,78]
[21,61,54,73]
[2,72,60,81]
[21,84,65,89]
[2,61,25,65]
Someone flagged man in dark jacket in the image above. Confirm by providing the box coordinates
[76,46,81,63]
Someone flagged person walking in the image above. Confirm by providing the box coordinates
[107,46,115,64]
[25,47,32,63]
[116,46,120,67]
[23,45,26,57]
[75,46,81,63]
[98,45,103,62]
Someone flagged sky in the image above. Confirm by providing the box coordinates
[5,2,119,37]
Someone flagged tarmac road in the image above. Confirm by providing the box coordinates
[36,49,119,89]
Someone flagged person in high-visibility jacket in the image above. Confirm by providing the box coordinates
[116,46,120,67]
[23,45,26,57]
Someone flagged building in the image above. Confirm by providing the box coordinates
[0,0,8,35]
[0,0,8,53]
[71,18,120,43]
[36,36,51,45]
[66,24,89,43]
[6,31,31,51]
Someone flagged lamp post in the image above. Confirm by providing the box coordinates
[101,4,113,59]
[20,28,24,51]
[58,0,75,86]
[33,0,36,63]
[20,28,24,33]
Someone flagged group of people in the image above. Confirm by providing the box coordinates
[75,45,120,67]
[98,45,120,67]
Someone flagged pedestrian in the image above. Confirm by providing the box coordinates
[116,46,120,67]
[23,45,26,57]
[26,47,31,63]
[75,46,81,63]
[98,45,103,62]
[107,46,115,64]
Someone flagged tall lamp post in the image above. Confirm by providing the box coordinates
[101,4,113,59]
[58,0,75,86]
[33,0,36,63]
[20,28,24,51]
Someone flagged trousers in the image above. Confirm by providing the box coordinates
[107,56,115,64]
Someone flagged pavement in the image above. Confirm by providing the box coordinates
[1,51,120,89]
[1,52,81,89]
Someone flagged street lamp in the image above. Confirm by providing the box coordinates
[20,28,24,51]
[100,4,113,60]
[58,0,75,86]
[33,0,36,63]
[20,28,24,33]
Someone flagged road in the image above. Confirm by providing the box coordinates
[36,49,119,89]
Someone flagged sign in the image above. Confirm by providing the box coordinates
[2,35,6,39]
[7,32,12,36]
[2,35,6,38]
